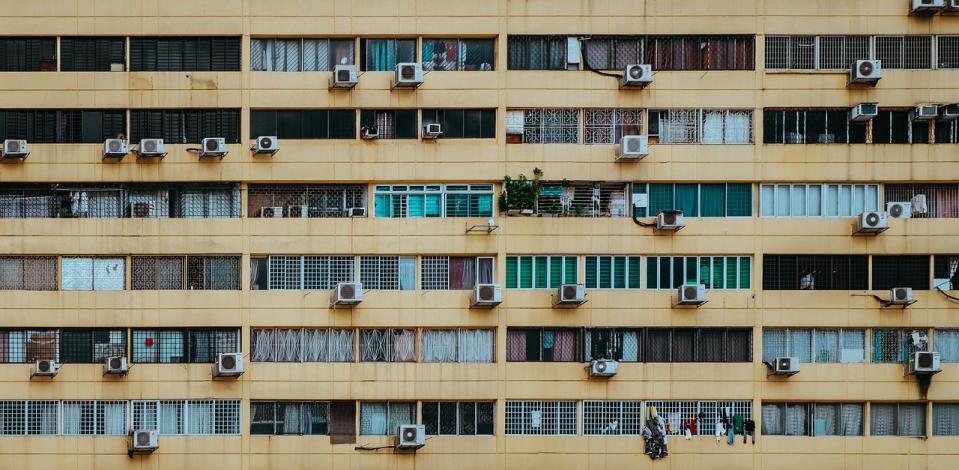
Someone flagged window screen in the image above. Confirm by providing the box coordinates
[60,37,125,71]
[762,255,868,290]
[249,110,356,139]
[129,109,241,144]
[60,329,126,363]
[421,402,494,435]
[130,37,241,71]
[421,109,496,138]
[0,37,56,71]
[872,256,930,291]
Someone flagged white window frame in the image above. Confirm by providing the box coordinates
[130,399,241,435]
[759,183,881,218]
[504,400,579,436]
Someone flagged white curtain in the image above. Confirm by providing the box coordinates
[399,257,416,290]
[789,329,812,363]
[840,329,865,363]
[702,111,725,144]
[102,401,127,435]
[762,329,787,362]
[62,258,93,290]
[813,404,838,436]
[422,330,457,363]
[360,403,387,435]
[814,329,839,363]
[62,402,82,434]
[132,401,158,431]
[760,185,775,216]
[621,331,639,361]
[899,404,925,436]
[160,401,182,435]
[29,401,58,435]
[725,111,752,143]
[870,404,897,436]
[934,403,959,436]
[93,258,125,290]
[761,404,783,435]
[936,329,959,362]
[251,329,275,362]
[188,401,214,435]
[841,404,863,436]
[785,403,808,435]
[458,329,494,363]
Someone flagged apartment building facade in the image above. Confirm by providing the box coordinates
[0,0,958,469]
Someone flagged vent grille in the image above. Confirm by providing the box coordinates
[221,354,236,370]
[895,288,909,300]
[683,285,698,300]
[858,61,874,76]
[337,69,351,82]
[136,431,151,446]
[205,139,220,152]
[562,285,578,299]
[37,361,51,372]
[6,141,20,153]
[109,357,122,369]
[340,283,355,299]
[108,140,122,152]
[400,65,415,79]
[259,137,273,149]
[479,285,495,300]
[918,353,934,368]
[864,212,881,227]
[143,140,157,153]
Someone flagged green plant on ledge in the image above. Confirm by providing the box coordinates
[499,167,543,215]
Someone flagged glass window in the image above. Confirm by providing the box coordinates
[362,39,416,71]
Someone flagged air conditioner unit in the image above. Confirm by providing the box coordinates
[887,201,912,219]
[393,62,423,88]
[769,357,800,376]
[849,103,879,122]
[330,64,359,89]
[129,429,159,454]
[1,139,29,160]
[856,211,889,234]
[200,137,227,159]
[102,139,129,161]
[333,282,363,306]
[911,104,939,121]
[911,0,946,14]
[656,210,685,231]
[554,284,586,306]
[676,284,707,306]
[620,64,653,87]
[395,424,425,450]
[907,351,941,375]
[423,123,443,139]
[849,60,881,85]
[939,104,959,120]
[253,136,278,155]
[260,206,283,218]
[31,359,59,378]
[361,127,379,140]
[948,0,959,11]
[103,356,129,375]
[616,135,649,160]
[889,287,914,305]
[588,359,618,377]
[213,352,244,378]
[348,207,367,217]
[287,205,309,218]
[471,283,503,308]
[136,138,166,158]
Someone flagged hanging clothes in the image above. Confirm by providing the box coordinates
[642,415,669,460]
[744,419,756,444]
[733,413,745,435]
[689,417,697,435]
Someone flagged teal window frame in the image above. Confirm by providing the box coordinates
[505,255,578,289]
[374,184,494,218]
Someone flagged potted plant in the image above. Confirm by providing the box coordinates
[500,168,543,216]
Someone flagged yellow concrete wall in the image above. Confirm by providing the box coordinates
[0,0,958,469]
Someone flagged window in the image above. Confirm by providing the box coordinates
[582,401,644,435]
[504,255,578,289]
[421,256,495,290]
[759,184,880,217]
[505,328,580,362]
[329,401,357,444]
[359,109,417,139]
[258,255,356,290]
[132,399,241,435]
[581,36,643,71]
[934,256,959,291]
[643,401,752,436]
[650,109,753,144]
[0,401,58,435]
[762,255,868,290]
[884,184,959,219]
[871,403,926,437]
[250,38,354,71]
[0,110,126,144]
[765,35,938,70]
[762,328,866,364]
[359,329,416,362]
[359,256,415,290]
[131,256,184,289]
[536,182,630,217]
[129,109,241,144]
[422,39,494,71]
[251,328,355,362]
[647,35,754,70]
[763,109,864,144]
[0,330,59,363]
[584,328,642,362]
[421,109,496,138]
[872,110,915,144]
[939,36,959,68]
[504,401,577,435]
[582,109,643,144]
[933,403,959,436]
[131,328,239,363]
[420,329,494,363]
[249,110,356,139]
[131,255,239,290]
[61,401,127,435]
[507,36,567,70]
[646,256,751,289]
[761,403,863,436]
[872,256,930,291]
[936,119,959,144]
[186,256,241,290]
[61,257,125,291]
[359,402,416,435]
[60,329,126,363]
[374,184,494,218]
[60,37,125,71]
[872,329,927,363]
[174,185,240,218]
[507,109,579,144]
[937,329,959,362]
[0,37,56,71]
[361,39,415,71]
[0,256,56,290]
[636,183,753,217]
[250,402,329,435]
[584,256,641,289]
[421,402,495,435]
[644,328,752,363]
[248,184,366,218]
[130,37,241,71]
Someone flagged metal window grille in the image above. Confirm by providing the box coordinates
[359,329,416,362]
[644,400,752,436]
[504,401,578,435]
[762,328,865,364]
[247,184,367,218]
[872,328,927,364]
[251,328,355,362]
[933,403,959,436]
[764,36,789,69]
[0,330,59,363]
[583,400,644,435]
[61,400,127,435]
[60,329,126,363]
[0,184,239,219]
[939,36,959,68]
[581,36,643,71]
[643,328,751,363]
[421,402,495,436]
[268,255,305,290]
[131,401,157,431]
[583,109,643,144]
[131,328,239,363]
[304,256,356,290]
[584,328,642,361]
[658,109,701,143]
[131,256,185,289]
[507,35,567,70]
[536,182,630,217]
[359,402,416,435]
[186,255,241,290]
[0,256,57,290]
[0,401,27,435]
[884,184,959,218]
[422,39,495,71]
[512,109,580,144]
[176,187,240,218]
[761,255,869,290]
[871,403,926,437]
[421,256,450,290]
[360,256,414,290]
[27,400,59,435]
[250,401,330,435]
[872,255,930,291]
[132,399,241,435]
[250,38,354,72]
[646,256,751,290]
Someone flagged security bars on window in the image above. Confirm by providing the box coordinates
[247,184,367,218]
[360,329,416,362]
[251,328,355,362]
[582,400,644,435]
[0,330,59,363]
[652,109,753,144]
[61,400,127,435]
[535,182,630,217]
[765,35,953,70]
[420,329,494,363]
[421,402,495,435]
[504,401,578,435]
[131,329,240,364]
[762,328,866,364]
[646,256,751,290]
[250,401,330,435]
[251,38,355,72]
[759,184,881,217]
[644,400,752,436]
[583,109,643,144]
[761,403,863,436]
[884,184,959,218]
[0,256,56,290]
[131,399,241,435]
[265,255,356,290]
